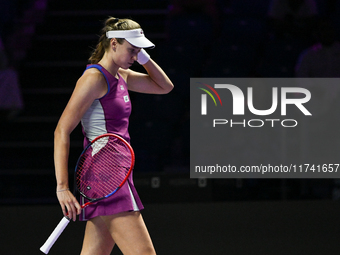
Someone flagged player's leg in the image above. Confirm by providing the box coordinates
[80,216,115,255]
[102,211,156,255]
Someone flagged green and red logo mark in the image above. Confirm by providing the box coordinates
[198,83,222,115]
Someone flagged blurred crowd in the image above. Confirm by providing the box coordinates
[0,0,47,119]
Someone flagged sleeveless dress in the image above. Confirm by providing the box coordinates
[79,64,144,221]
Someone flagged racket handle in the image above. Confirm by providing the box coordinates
[40,216,70,254]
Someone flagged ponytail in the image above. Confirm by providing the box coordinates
[89,34,107,64]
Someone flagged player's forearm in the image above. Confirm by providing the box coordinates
[143,59,174,94]
[54,129,71,189]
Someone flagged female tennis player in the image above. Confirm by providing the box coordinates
[54,17,173,254]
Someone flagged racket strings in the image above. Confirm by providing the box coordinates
[76,136,132,200]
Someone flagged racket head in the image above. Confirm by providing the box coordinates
[75,133,135,201]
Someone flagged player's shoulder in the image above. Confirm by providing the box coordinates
[83,66,104,77]
[80,67,106,85]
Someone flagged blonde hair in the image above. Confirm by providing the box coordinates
[89,17,141,64]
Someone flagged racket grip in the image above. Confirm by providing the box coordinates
[40,216,70,254]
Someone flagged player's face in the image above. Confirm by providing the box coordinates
[114,40,141,69]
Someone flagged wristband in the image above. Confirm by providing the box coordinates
[137,49,150,65]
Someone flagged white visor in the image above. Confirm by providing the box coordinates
[106,28,155,48]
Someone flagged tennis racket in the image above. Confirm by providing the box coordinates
[40,133,135,254]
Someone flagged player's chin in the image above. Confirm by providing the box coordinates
[121,63,133,69]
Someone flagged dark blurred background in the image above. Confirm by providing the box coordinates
[1,0,340,254]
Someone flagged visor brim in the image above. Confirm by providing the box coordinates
[125,37,155,49]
